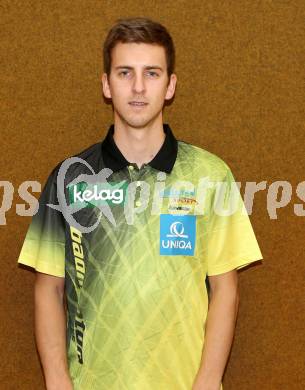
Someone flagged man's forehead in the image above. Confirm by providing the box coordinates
[111,42,166,66]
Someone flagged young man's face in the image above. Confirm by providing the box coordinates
[102,42,177,129]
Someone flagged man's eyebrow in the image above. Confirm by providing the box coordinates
[114,65,164,71]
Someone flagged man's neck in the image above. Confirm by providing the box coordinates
[113,118,166,169]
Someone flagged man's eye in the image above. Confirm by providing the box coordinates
[119,71,130,76]
[147,71,159,77]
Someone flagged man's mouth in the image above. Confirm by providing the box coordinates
[128,101,148,107]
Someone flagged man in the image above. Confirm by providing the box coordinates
[18,17,263,390]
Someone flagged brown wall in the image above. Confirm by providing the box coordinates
[1,1,304,389]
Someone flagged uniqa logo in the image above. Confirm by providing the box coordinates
[162,221,192,249]
[166,221,188,238]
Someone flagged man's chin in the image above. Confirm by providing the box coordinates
[127,120,151,129]
[118,115,156,129]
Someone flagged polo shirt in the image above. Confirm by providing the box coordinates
[18,123,263,390]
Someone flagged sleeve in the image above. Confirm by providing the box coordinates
[17,166,66,277]
[206,164,263,276]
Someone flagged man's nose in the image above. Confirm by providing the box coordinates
[132,73,145,94]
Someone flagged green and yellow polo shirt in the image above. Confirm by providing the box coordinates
[18,123,263,390]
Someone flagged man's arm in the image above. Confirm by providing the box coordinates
[34,272,73,390]
[192,269,239,390]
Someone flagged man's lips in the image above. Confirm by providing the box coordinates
[128,101,148,106]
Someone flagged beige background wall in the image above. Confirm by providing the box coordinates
[1,1,304,389]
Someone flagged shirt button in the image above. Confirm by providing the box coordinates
[136,181,141,187]
[135,200,141,207]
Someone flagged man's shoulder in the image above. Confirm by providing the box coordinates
[47,141,102,181]
[177,139,230,179]
[72,141,102,159]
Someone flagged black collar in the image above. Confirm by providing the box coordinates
[101,123,178,173]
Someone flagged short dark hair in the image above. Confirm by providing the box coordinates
[103,17,175,78]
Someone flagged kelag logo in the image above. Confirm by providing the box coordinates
[160,214,196,256]
[68,181,128,208]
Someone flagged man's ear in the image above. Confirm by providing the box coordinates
[101,73,112,99]
[165,73,177,101]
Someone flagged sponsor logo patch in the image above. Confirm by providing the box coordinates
[67,181,128,207]
[160,214,196,256]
